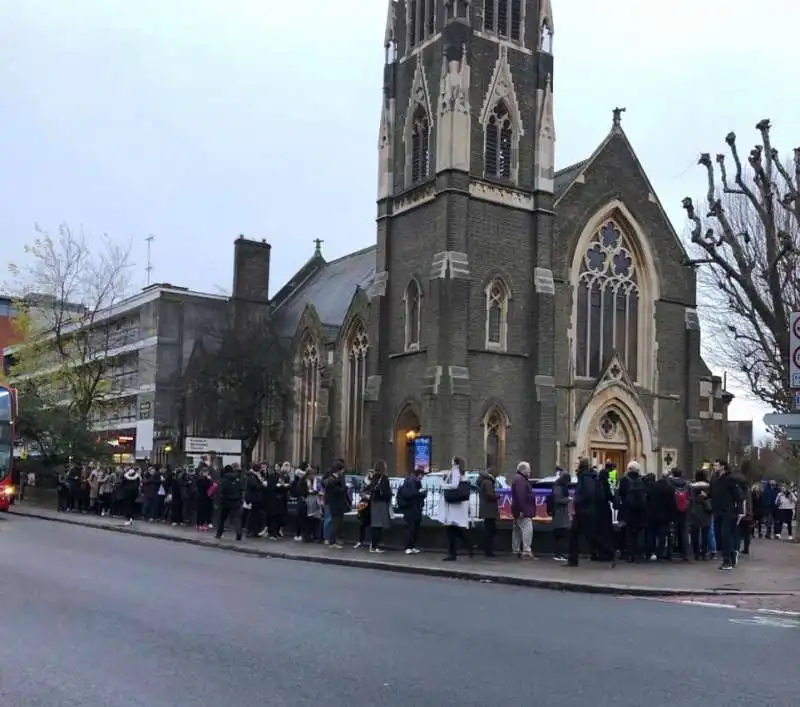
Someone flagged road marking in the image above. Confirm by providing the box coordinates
[672,600,738,610]
[729,615,800,629]
[756,608,800,618]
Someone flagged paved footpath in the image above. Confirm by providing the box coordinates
[8,503,800,600]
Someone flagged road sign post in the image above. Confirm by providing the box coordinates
[790,312,800,389]
[764,414,800,427]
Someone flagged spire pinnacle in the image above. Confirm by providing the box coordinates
[612,107,626,129]
[313,238,324,257]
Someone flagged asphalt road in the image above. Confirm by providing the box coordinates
[0,515,797,707]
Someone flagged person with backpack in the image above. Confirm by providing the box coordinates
[568,457,603,567]
[688,470,713,560]
[618,461,647,562]
[215,465,243,541]
[668,468,690,560]
[397,467,427,554]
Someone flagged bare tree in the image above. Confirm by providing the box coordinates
[181,306,292,465]
[5,224,134,422]
[682,120,799,413]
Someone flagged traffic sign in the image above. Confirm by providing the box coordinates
[791,312,800,389]
[786,428,800,442]
[764,413,800,427]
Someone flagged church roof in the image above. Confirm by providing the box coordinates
[271,245,376,338]
[554,160,588,199]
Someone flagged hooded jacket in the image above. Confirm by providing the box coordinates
[689,481,712,528]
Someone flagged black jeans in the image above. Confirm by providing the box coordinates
[482,518,497,555]
[371,526,383,550]
[714,514,736,566]
[245,503,264,536]
[267,513,285,537]
[446,525,471,558]
[739,519,752,553]
[552,527,568,557]
[690,525,710,558]
[329,514,343,544]
[124,494,138,521]
[672,514,689,559]
[358,513,370,544]
[216,502,242,539]
[626,524,645,561]
[294,502,308,539]
[775,509,793,537]
[405,518,421,550]
[196,497,213,527]
[568,514,593,565]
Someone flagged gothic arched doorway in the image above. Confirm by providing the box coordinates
[588,408,632,473]
[394,406,421,476]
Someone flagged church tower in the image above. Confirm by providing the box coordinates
[367,0,559,475]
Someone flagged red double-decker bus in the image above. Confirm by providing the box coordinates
[0,383,16,510]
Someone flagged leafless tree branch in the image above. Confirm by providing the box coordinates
[681,121,799,413]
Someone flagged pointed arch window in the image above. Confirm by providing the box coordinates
[410,105,431,183]
[484,407,508,471]
[484,101,513,179]
[342,321,369,470]
[408,0,437,49]
[404,280,422,351]
[294,336,320,464]
[485,278,510,350]
[483,0,524,42]
[540,19,553,53]
[575,220,640,381]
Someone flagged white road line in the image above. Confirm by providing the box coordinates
[658,600,800,618]
[673,600,740,610]
[756,608,800,618]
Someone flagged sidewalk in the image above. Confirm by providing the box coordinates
[8,503,800,597]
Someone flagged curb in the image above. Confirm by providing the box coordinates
[8,509,795,598]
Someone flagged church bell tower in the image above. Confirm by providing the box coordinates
[367,0,560,475]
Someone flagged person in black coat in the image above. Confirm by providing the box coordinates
[265,466,290,538]
[397,468,427,553]
[215,465,243,541]
[322,462,349,547]
[594,467,616,562]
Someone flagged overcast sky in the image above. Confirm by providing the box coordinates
[1,0,797,438]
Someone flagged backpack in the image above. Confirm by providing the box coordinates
[675,488,689,513]
[626,477,647,512]
[396,478,414,511]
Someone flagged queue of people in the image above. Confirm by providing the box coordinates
[565,458,796,571]
[53,456,796,569]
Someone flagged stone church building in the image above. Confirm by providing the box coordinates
[252,0,731,476]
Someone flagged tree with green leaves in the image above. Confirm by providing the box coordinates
[681,120,799,413]
[14,382,111,463]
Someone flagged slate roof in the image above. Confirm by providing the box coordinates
[271,245,376,339]
[554,159,588,200]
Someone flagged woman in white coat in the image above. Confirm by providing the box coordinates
[441,456,473,561]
